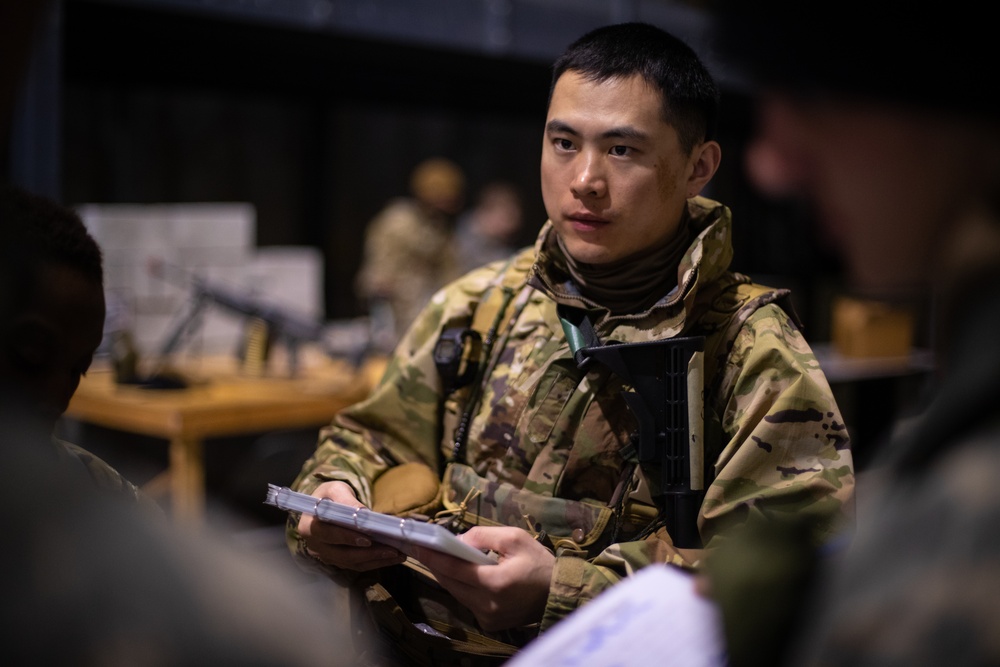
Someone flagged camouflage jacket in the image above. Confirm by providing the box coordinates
[292,196,854,635]
[355,198,458,339]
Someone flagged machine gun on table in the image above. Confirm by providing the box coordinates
[150,260,373,376]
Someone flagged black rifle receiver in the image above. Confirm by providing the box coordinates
[582,336,706,548]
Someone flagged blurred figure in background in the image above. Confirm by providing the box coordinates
[453,181,525,274]
[708,4,1000,666]
[356,157,466,343]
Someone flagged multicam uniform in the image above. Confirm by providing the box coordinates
[708,222,1000,667]
[291,197,854,659]
[356,198,458,340]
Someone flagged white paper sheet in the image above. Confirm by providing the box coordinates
[507,563,727,667]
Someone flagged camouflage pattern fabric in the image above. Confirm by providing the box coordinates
[291,196,854,640]
[439,461,617,558]
[55,438,162,514]
[356,198,458,339]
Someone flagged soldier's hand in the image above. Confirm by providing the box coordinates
[297,481,406,572]
[413,526,554,632]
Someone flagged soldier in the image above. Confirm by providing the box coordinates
[290,22,854,666]
[0,184,154,507]
[356,157,467,343]
[0,184,352,665]
[706,4,1000,667]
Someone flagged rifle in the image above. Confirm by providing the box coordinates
[582,336,706,549]
[150,260,371,375]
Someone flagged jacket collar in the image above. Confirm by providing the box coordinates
[528,196,734,335]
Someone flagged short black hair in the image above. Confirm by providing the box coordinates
[0,185,104,313]
[550,22,719,154]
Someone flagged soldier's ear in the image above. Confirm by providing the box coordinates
[686,141,721,198]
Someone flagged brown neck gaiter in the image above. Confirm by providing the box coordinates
[557,221,691,314]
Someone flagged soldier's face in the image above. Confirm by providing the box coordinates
[541,71,718,265]
[1,263,105,431]
[746,94,985,298]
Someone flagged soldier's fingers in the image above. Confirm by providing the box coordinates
[412,545,473,576]
[427,570,484,610]
[305,518,374,547]
[306,544,406,571]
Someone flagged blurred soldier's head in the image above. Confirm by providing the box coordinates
[0,185,106,431]
[713,3,1000,300]
[410,157,466,217]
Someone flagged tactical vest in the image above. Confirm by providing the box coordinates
[433,249,797,556]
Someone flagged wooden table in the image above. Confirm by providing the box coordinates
[63,353,384,522]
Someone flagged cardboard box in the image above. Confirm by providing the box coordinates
[831,295,914,358]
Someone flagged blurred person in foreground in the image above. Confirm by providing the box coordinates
[0,185,349,664]
[0,184,154,508]
[289,21,853,666]
[706,5,1000,666]
[0,409,346,666]
[356,157,467,343]
[1,8,352,662]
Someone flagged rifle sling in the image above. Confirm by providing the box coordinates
[557,305,602,368]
